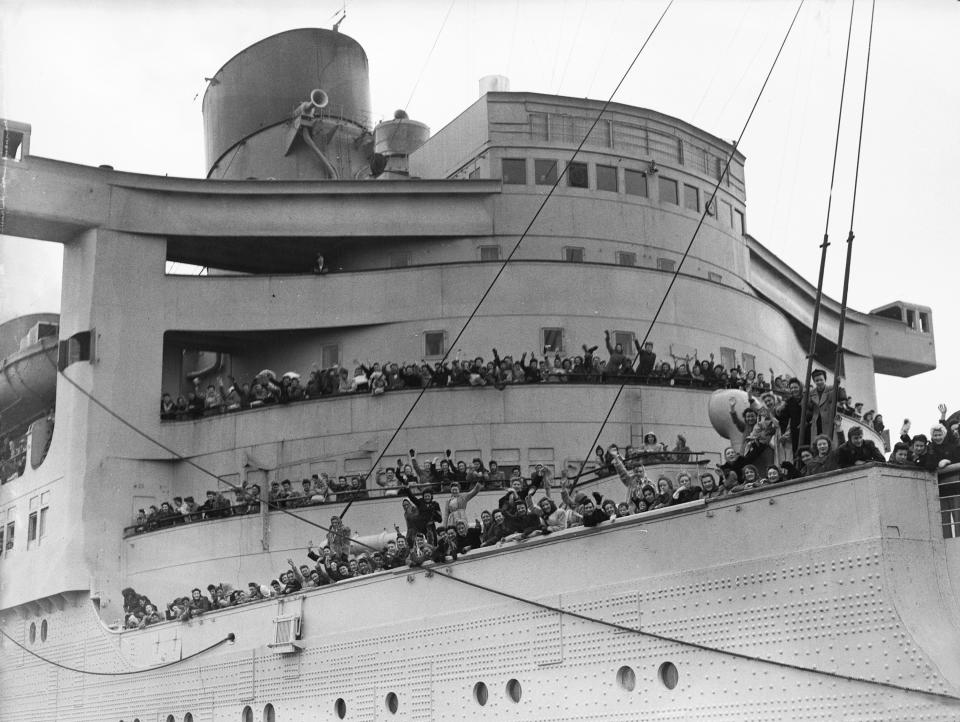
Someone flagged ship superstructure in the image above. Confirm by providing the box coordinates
[0,27,957,721]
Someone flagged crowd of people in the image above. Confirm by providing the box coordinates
[121,397,959,629]
[127,436,695,535]
[159,335,847,420]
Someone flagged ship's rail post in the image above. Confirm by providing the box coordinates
[938,462,960,539]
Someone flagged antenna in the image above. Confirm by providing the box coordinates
[332,2,347,32]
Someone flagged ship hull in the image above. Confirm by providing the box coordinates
[3,465,960,721]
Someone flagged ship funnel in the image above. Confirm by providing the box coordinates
[309,88,329,109]
[479,74,510,97]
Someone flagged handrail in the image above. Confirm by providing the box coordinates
[120,454,714,539]
[159,376,781,423]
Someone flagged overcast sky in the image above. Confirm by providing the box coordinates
[1,0,957,432]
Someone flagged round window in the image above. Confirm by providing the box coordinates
[616,665,636,691]
[40,619,48,642]
[385,692,398,714]
[334,698,346,719]
[473,682,488,706]
[658,661,679,690]
[506,678,522,703]
[28,622,36,644]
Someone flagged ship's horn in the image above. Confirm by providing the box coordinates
[309,88,329,109]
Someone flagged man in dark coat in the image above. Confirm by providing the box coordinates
[836,426,885,468]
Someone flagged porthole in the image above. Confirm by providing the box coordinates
[166,715,175,722]
[473,682,488,706]
[616,665,636,691]
[241,706,253,722]
[263,703,275,722]
[658,661,679,690]
[384,692,398,714]
[28,622,36,644]
[40,619,48,642]
[184,715,194,722]
[506,678,522,703]
[334,698,346,719]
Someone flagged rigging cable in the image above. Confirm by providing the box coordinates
[346,0,676,516]
[570,0,808,486]
[830,0,876,408]
[403,0,457,112]
[0,629,235,676]
[425,565,960,704]
[796,0,860,450]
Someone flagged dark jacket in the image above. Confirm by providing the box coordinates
[837,439,885,468]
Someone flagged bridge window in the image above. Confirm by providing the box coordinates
[919,311,930,333]
[563,246,584,263]
[1,122,28,161]
[734,209,746,235]
[501,158,527,184]
[659,177,679,205]
[613,331,635,351]
[321,344,340,368]
[684,184,700,211]
[624,169,648,197]
[567,162,588,188]
[596,164,618,192]
[656,258,675,272]
[534,159,558,185]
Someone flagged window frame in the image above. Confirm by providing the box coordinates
[624,169,648,197]
[658,176,679,205]
[479,245,501,262]
[734,209,746,235]
[595,164,618,192]
[534,159,559,185]
[683,184,700,212]
[423,330,447,359]
[501,158,527,185]
[656,257,676,272]
[541,328,565,355]
[612,331,635,352]
[320,343,341,369]
[616,251,637,267]
[566,161,588,189]
[563,246,585,263]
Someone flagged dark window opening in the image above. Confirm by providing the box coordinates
[424,331,445,358]
[624,169,647,196]
[656,258,676,272]
[2,129,25,161]
[563,247,584,263]
[501,159,527,184]
[534,159,558,185]
[542,328,564,354]
[919,311,930,333]
[684,184,699,211]
[596,164,618,192]
[616,251,636,267]
[659,177,679,205]
[479,245,501,262]
[567,162,588,188]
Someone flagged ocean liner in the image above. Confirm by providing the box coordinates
[1,16,959,722]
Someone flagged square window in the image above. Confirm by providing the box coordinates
[320,344,340,368]
[741,353,756,373]
[424,331,446,358]
[567,162,588,188]
[720,347,737,371]
[708,271,723,283]
[616,251,637,267]
[530,112,549,141]
[479,245,501,262]
[906,309,916,329]
[596,164,618,192]
[4,522,13,552]
[389,252,411,268]
[502,159,527,184]
[919,312,930,333]
[684,184,699,211]
[656,258,676,272]
[563,247,584,263]
[39,507,48,539]
[659,177,679,205]
[534,159,558,185]
[613,331,635,351]
[624,169,647,196]
[27,512,37,545]
[541,328,564,354]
